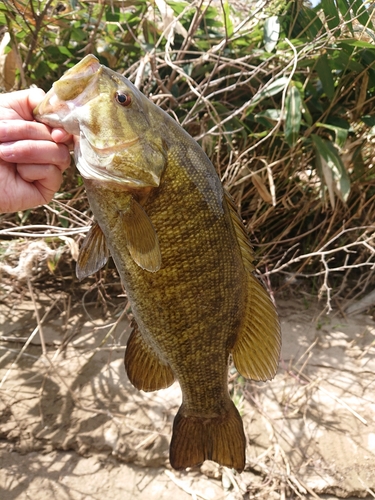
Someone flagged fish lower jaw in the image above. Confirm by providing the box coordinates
[76,160,154,188]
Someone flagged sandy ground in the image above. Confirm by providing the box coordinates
[0,287,374,499]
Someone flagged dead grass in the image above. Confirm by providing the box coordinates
[1,2,375,498]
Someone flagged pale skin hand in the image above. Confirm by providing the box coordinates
[0,88,72,213]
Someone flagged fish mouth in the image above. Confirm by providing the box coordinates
[77,159,154,187]
[33,55,104,130]
[35,54,162,188]
[75,136,160,188]
[85,135,140,155]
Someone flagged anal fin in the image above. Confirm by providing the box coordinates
[170,400,246,472]
[125,322,175,392]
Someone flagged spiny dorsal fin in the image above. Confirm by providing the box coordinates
[224,190,254,273]
[224,191,281,381]
[76,221,110,281]
[125,321,175,392]
[122,197,161,273]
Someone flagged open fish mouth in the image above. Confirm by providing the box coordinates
[75,135,158,188]
[34,54,166,189]
[89,137,140,155]
[76,150,151,187]
[33,58,102,128]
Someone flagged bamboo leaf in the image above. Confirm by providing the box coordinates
[315,54,335,100]
[312,135,351,205]
[321,0,340,31]
[296,6,323,40]
[315,122,349,148]
[223,1,233,38]
[337,0,352,27]
[339,39,375,49]
[255,109,282,124]
[317,151,336,208]
[285,85,302,147]
[252,77,289,106]
[264,16,280,52]
[302,103,313,126]
[362,115,375,127]
[351,0,370,27]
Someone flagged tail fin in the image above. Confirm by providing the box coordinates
[169,401,246,472]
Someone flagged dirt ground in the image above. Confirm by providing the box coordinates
[0,283,374,499]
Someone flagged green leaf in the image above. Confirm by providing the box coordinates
[315,54,335,99]
[321,0,340,31]
[312,135,351,206]
[34,61,50,80]
[255,109,282,121]
[166,0,190,15]
[315,122,348,148]
[295,6,323,40]
[362,115,375,127]
[351,0,370,27]
[285,85,302,147]
[223,1,233,38]
[337,0,352,29]
[58,46,73,57]
[339,39,375,49]
[331,45,364,73]
[255,109,281,127]
[264,16,280,52]
[302,103,313,126]
[252,77,289,106]
[71,27,87,42]
[105,7,120,22]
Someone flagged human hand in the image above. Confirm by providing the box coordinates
[0,88,72,213]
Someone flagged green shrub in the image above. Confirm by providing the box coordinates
[1,0,375,308]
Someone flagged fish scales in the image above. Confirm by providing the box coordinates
[34,55,281,472]
[84,155,245,402]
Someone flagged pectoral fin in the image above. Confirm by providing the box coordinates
[125,321,175,391]
[121,198,161,272]
[225,191,281,381]
[76,222,110,280]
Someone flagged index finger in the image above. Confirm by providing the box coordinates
[51,127,74,145]
[0,120,54,143]
[0,88,46,121]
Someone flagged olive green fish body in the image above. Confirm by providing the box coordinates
[83,131,247,469]
[34,55,281,472]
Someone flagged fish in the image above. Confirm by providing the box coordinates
[34,54,281,472]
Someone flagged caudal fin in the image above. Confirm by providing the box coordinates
[169,401,246,472]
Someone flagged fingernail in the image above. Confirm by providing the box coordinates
[0,142,15,159]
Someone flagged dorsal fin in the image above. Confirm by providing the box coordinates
[233,274,281,381]
[225,191,281,381]
[224,190,254,272]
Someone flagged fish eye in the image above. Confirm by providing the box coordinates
[115,91,132,106]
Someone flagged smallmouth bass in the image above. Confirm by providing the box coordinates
[34,55,281,472]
